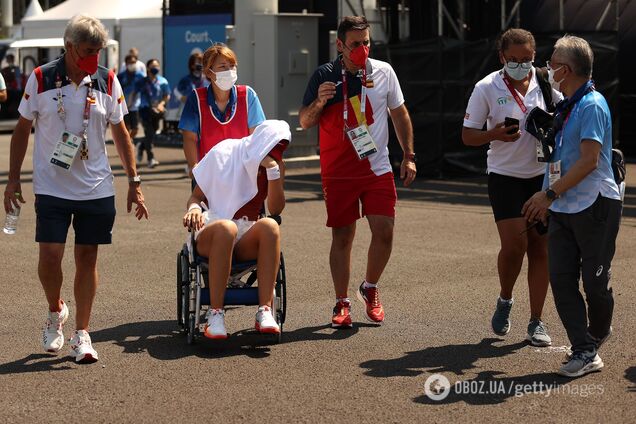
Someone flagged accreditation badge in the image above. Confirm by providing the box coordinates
[536,139,548,162]
[548,160,561,187]
[50,130,82,170]
[346,124,378,160]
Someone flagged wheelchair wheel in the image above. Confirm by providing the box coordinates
[275,311,283,344]
[277,252,287,324]
[180,284,189,333]
[176,246,189,327]
[177,252,183,327]
[187,313,196,345]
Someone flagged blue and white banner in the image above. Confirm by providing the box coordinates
[163,14,232,91]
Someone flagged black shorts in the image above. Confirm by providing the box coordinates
[35,195,116,244]
[488,172,544,222]
[124,110,139,130]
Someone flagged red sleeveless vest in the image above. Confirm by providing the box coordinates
[195,85,266,221]
[195,85,249,159]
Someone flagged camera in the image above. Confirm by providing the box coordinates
[525,107,556,162]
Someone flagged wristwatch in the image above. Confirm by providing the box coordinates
[129,175,141,184]
[404,152,417,163]
[545,188,558,201]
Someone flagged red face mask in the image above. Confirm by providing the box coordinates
[75,48,99,75]
[349,45,369,68]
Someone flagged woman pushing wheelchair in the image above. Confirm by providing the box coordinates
[182,121,289,339]
[178,43,288,339]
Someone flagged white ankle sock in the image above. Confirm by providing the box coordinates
[363,280,377,289]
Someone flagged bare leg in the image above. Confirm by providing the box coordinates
[74,244,99,330]
[495,218,528,300]
[526,229,549,320]
[196,220,237,309]
[365,215,394,284]
[234,218,281,306]
[38,243,65,312]
[330,223,356,298]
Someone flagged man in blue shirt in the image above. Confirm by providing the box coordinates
[117,54,144,141]
[522,35,622,378]
[134,58,170,168]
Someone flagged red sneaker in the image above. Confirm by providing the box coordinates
[356,283,385,323]
[331,300,353,329]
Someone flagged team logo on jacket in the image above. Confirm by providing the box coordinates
[497,96,508,105]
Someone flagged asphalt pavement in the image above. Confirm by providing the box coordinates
[0,134,634,423]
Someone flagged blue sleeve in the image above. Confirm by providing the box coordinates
[579,100,608,146]
[134,78,144,92]
[178,91,200,134]
[162,78,171,97]
[177,76,191,94]
[246,86,266,128]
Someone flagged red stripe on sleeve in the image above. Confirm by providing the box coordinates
[34,67,44,94]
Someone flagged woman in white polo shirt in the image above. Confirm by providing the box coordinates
[462,28,561,347]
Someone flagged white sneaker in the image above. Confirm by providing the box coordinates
[255,305,280,334]
[69,330,99,364]
[204,308,228,339]
[148,158,160,169]
[42,302,69,353]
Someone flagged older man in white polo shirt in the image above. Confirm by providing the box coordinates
[3,14,149,364]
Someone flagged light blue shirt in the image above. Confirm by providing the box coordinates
[547,90,621,213]
[117,70,144,111]
[135,75,170,109]
[178,85,265,135]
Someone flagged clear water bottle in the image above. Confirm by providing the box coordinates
[3,204,20,235]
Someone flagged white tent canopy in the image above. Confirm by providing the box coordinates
[20,0,163,70]
[24,0,44,19]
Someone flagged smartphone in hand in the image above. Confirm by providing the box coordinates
[504,117,520,135]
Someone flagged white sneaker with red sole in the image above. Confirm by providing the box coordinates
[255,305,280,334]
[69,330,99,364]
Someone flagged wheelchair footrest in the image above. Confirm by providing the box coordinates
[201,287,259,306]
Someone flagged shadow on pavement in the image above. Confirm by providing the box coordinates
[88,320,377,361]
[359,337,527,377]
[0,321,379,372]
[626,366,636,392]
[414,370,568,405]
[0,353,75,374]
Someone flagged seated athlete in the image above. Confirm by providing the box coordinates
[182,120,289,339]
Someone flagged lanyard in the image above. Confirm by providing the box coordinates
[557,108,574,151]
[341,62,367,129]
[55,74,94,160]
[554,80,595,153]
[501,73,527,115]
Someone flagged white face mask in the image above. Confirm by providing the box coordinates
[126,64,136,73]
[212,68,237,91]
[504,62,532,81]
[548,66,564,91]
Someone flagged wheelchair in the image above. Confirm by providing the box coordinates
[176,215,287,344]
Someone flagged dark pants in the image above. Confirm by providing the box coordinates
[139,107,160,162]
[548,195,622,353]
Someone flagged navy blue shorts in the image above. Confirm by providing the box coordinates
[34,195,116,244]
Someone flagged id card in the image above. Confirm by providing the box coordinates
[346,125,377,160]
[536,139,547,163]
[549,160,561,187]
[50,131,82,170]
